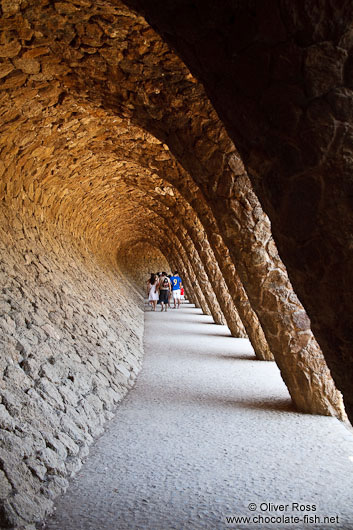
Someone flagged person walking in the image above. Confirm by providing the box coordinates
[170,270,183,309]
[157,272,171,312]
[147,273,159,311]
[167,274,172,309]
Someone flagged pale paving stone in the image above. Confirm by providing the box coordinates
[42,304,353,530]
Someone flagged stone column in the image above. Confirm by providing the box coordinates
[176,217,246,337]
[176,228,226,326]
[187,227,246,336]
[193,202,274,360]
[172,254,198,306]
[146,188,270,353]
[168,235,211,316]
[151,195,247,337]
[211,174,345,418]
[181,218,246,337]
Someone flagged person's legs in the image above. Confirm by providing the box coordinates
[173,289,181,308]
[159,290,169,311]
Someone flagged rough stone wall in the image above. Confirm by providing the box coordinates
[117,241,170,297]
[0,207,144,529]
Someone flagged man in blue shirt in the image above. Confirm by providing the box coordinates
[170,270,183,309]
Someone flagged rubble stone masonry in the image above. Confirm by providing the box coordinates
[0,206,144,528]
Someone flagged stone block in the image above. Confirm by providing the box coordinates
[115,363,131,381]
[0,430,30,457]
[24,457,47,481]
[65,456,83,478]
[9,491,53,524]
[56,432,80,457]
[40,474,69,499]
[96,385,121,410]
[44,434,68,460]
[84,394,103,415]
[13,57,41,75]
[0,447,40,495]
[60,416,87,443]
[36,378,65,411]
[4,364,32,391]
[0,388,23,417]
[0,469,12,499]
[37,447,66,476]
[58,383,79,407]
[1,0,21,17]
[0,404,16,430]
[0,40,21,58]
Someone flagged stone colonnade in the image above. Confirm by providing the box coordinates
[0,1,350,527]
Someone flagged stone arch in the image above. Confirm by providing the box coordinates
[1,76,268,353]
[102,179,345,418]
[120,0,353,422]
[0,11,345,418]
[0,2,351,526]
[113,174,248,339]
[2,0,344,417]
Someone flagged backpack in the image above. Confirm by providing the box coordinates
[163,277,169,287]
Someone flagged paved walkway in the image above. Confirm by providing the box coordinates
[43,303,353,529]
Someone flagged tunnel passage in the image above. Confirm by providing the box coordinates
[0,0,350,527]
[123,0,353,422]
[117,241,170,297]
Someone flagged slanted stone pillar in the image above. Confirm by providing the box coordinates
[127,178,247,338]
[176,228,226,326]
[169,237,211,316]
[188,197,274,360]
[175,217,246,337]
[185,226,247,337]
[212,174,345,418]
[149,195,246,337]
[140,181,270,352]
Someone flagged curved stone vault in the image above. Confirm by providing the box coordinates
[0,0,352,527]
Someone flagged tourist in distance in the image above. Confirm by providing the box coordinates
[180,285,185,303]
[170,270,183,309]
[147,273,159,311]
[157,271,171,311]
[167,274,172,309]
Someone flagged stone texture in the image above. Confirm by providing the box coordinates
[122,0,353,422]
[118,241,170,297]
[0,0,344,415]
[0,1,350,526]
[0,208,144,528]
[40,305,353,530]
